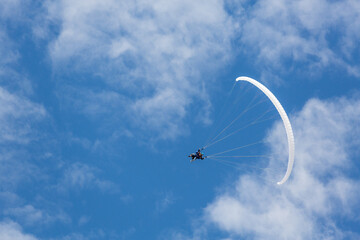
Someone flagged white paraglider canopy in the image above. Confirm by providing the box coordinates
[236,76,295,185]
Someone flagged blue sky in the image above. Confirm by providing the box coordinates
[1,0,360,239]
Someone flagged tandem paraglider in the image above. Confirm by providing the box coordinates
[188,148,207,162]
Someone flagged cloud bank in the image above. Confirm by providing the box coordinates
[45,0,234,139]
[204,95,360,239]
[0,221,37,240]
[237,0,360,76]
[42,0,360,139]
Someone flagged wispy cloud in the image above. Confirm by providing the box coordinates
[203,95,360,239]
[0,87,46,144]
[0,13,47,145]
[4,205,70,226]
[0,30,18,69]
[0,13,54,239]
[155,191,176,214]
[0,0,23,20]
[58,162,117,193]
[0,151,41,192]
[53,228,124,240]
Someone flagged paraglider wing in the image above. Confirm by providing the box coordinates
[236,76,295,185]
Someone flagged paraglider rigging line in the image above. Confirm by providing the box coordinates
[207,140,265,156]
[204,108,277,149]
[203,81,238,146]
[209,157,280,184]
[203,96,269,149]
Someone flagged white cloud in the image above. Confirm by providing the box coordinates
[159,226,208,240]
[0,151,41,191]
[0,30,18,69]
[155,191,176,214]
[54,228,125,240]
[0,0,22,20]
[43,0,360,140]
[0,87,46,144]
[0,12,58,235]
[45,0,234,139]
[0,22,47,145]
[237,0,360,76]
[0,221,38,240]
[78,215,90,226]
[132,87,190,140]
[4,205,70,226]
[202,96,360,239]
[58,86,128,117]
[0,29,34,97]
[59,162,117,193]
[0,192,21,207]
